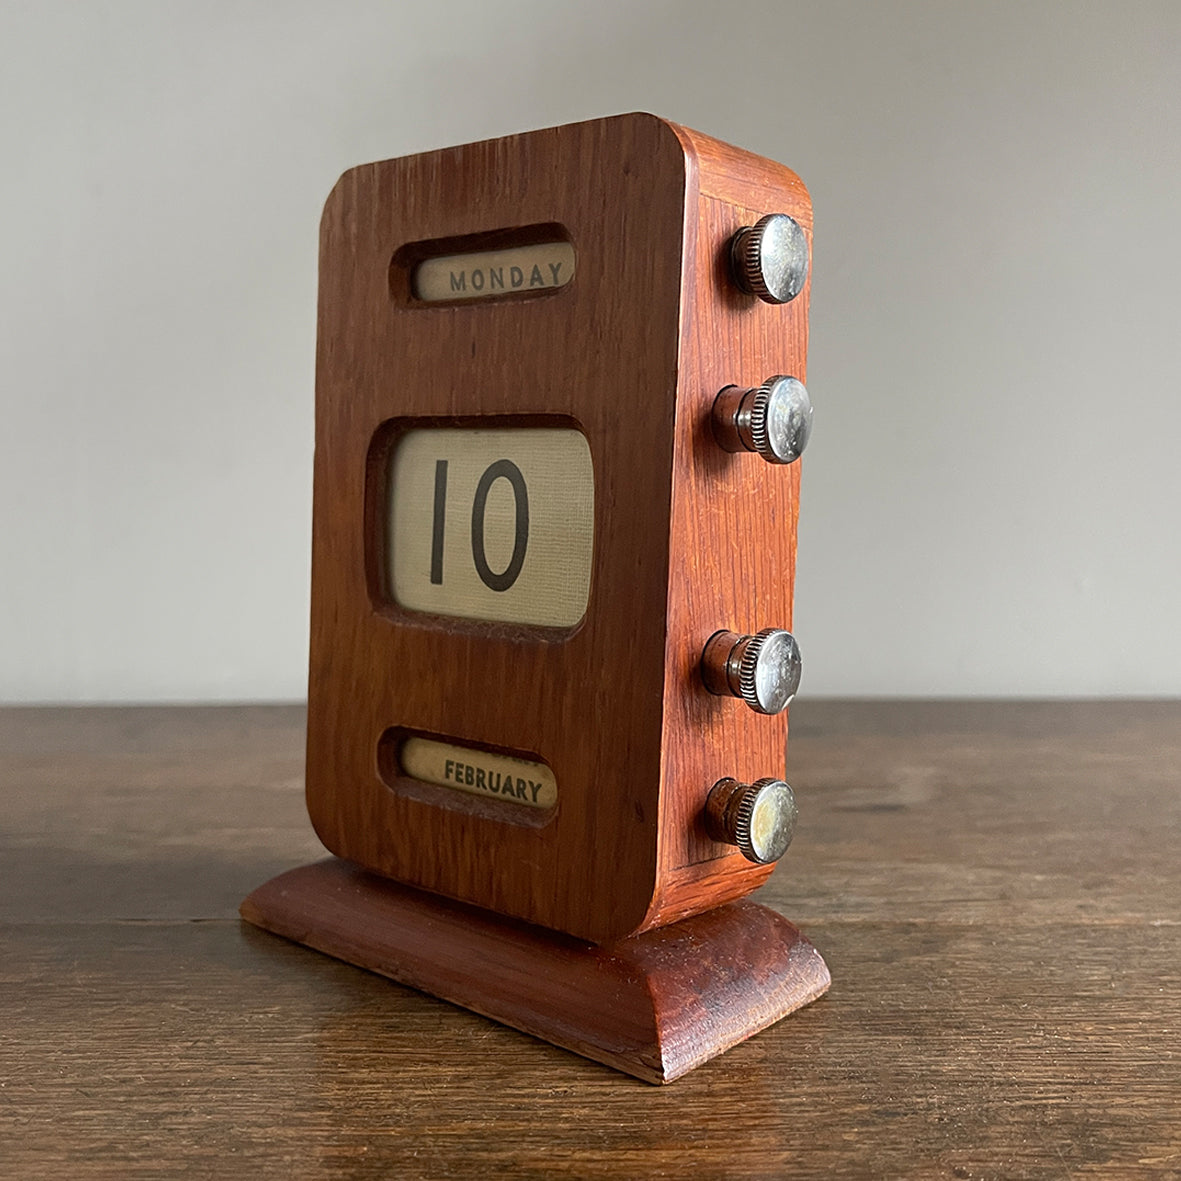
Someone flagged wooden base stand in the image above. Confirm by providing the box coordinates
[240,858,829,1084]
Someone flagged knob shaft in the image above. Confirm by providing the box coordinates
[701,628,802,715]
[730,213,809,304]
[705,777,798,865]
[712,375,812,465]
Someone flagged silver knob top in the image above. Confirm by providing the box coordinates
[701,628,803,715]
[705,777,798,865]
[712,376,813,465]
[730,213,809,304]
[738,628,803,715]
[750,375,812,465]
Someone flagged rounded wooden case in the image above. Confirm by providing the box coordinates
[306,113,811,944]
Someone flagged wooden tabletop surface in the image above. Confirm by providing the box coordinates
[2,701,1178,1178]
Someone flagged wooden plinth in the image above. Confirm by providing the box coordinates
[240,858,829,1084]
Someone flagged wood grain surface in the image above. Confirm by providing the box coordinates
[2,700,1179,1176]
[650,121,811,926]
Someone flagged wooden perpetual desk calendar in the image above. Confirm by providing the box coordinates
[241,113,829,1083]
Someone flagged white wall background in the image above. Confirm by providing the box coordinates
[2,1,1179,702]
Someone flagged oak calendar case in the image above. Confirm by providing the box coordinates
[242,112,829,1083]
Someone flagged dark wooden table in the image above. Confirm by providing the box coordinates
[2,702,1178,1177]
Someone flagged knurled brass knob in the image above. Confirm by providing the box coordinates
[705,777,798,865]
[701,628,802,715]
[730,213,809,304]
[712,375,812,465]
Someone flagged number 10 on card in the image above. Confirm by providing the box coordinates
[385,428,595,628]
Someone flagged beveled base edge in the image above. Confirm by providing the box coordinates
[240,857,830,1084]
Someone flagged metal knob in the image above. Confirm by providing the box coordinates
[730,213,809,304]
[705,777,798,865]
[712,375,812,465]
[701,628,802,715]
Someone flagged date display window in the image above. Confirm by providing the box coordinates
[386,428,594,628]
